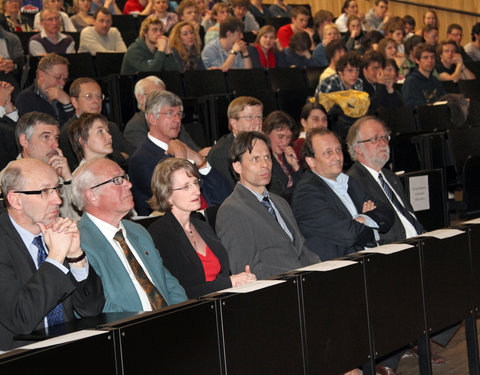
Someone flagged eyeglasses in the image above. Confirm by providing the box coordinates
[43,70,68,82]
[158,111,185,119]
[357,135,391,145]
[76,93,105,101]
[14,184,64,199]
[237,115,263,121]
[90,174,129,189]
[172,179,202,191]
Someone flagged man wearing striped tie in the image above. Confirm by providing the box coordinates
[0,158,105,351]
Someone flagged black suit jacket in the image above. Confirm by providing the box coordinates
[0,210,105,350]
[207,132,235,189]
[269,154,303,201]
[291,170,394,261]
[148,211,232,299]
[347,162,422,243]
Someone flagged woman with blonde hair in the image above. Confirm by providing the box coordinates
[0,0,32,31]
[169,21,205,71]
[70,0,94,31]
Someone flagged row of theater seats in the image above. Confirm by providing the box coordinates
[1,219,478,374]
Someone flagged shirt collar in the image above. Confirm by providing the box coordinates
[315,171,349,194]
[86,212,126,239]
[147,133,168,151]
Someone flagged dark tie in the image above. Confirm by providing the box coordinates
[378,173,423,235]
[33,235,65,327]
[113,230,167,310]
[261,196,277,220]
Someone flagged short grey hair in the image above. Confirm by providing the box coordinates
[71,159,103,211]
[145,90,183,119]
[15,112,58,152]
[134,76,166,110]
[346,115,389,161]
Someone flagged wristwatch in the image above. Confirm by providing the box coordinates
[230,49,238,55]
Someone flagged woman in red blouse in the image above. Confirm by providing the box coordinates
[248,25,287,69]
[147,158,256,299]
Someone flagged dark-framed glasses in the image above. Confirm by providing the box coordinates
[357,135,391,145]
[172,179,202,191]
[90,174,129,189]
[14,184,64,199]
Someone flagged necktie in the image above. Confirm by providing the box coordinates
[261,196,277,221]
[378,173,423,235]
[113,230,167,310]
[33,236,65,327]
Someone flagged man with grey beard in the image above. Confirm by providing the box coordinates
[346,116,423,244]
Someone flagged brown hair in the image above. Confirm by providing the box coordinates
[68,113,109,161]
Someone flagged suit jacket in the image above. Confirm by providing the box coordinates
[0,26,24,99]
[216,183,319,279]
[291,170,394,261]
[207,132,235,189]
[129,138,231,215]
[148,211,232,299]
[347,162,422,243]
[269,154,303,201]
[78,213,188,312]
[0,210,105,350]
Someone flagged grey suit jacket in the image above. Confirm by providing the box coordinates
[347,162,422,243]
[216,183,319,279]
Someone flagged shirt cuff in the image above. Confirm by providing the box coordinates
[356,214,379,229]
[45,258,89,281]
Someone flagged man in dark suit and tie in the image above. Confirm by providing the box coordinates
[216,131,319,279]
[0,158,105,350]
[346,116,423,243]
[291,128,394,261]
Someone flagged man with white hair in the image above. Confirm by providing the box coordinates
[123,75,202,151]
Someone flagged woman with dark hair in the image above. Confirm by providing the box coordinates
[284,31,316,67]
[169,21,205,71]
[262,110,302,199]
[335,0,364,34]
[248,25,287,68]
[312,9,333,44]
[147,158,256,299]
[293,102,328,160]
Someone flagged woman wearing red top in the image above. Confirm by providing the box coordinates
[293,102,328,161]
[147,158,256,299]
[248,25,287,69]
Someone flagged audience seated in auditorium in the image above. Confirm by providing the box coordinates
[404,34,424,75]
[361,30,384,52]
[359,51,383,95]
[377,37,406,78]
[291,127,393,260]
[312,9,333,45]
[402,43,446,106]
[73,158,188,312]
[231,0,259,33]
[16,53,74,127]
[29,9,76,56]
[335,0,363,34]
[343,15,365,52]
[123,76,200,151]
[316,51,363,95]
[129,90,230,215]
[201,16,252,71]
[70,0,94,32]
[248,25,287,68]
[0,157,104,351]
[0,81,19,169]
[60,77,135,172]
[415,9,438,36]
[208,96,263,189]
[121,15,179,74]
[312,23,340,67]
[372,57,403,109]
[149,0,178,34]
[346,116,423,243]
[283,31,316,68]
[91,0,122,15]
[262,110,302,200]
[384,17,405,54]
[0,112,80,219]
[293,102,328,160]
[276,6,311,50]
[464,22,480,62]
[78,7,126,55]
[123,0,147,15]
[68,113,113,172]
[435,40,475,82]
[204,2,230,46]
[422,24,438,47]
[0,80,17,126]
[249,0,270,23]
[34,0,76,32]
[216,131,319,279]
[147,158,257,298]
[169,21,205,72]
[319,39,347,83]
[403,14,415,40]
[0,25,23,97]
[365,0,389,32]
[197,0,213,31]
[446,24,471,62]
[176,0,204,44]
[268,0,291,18]
[0,0,32,31]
